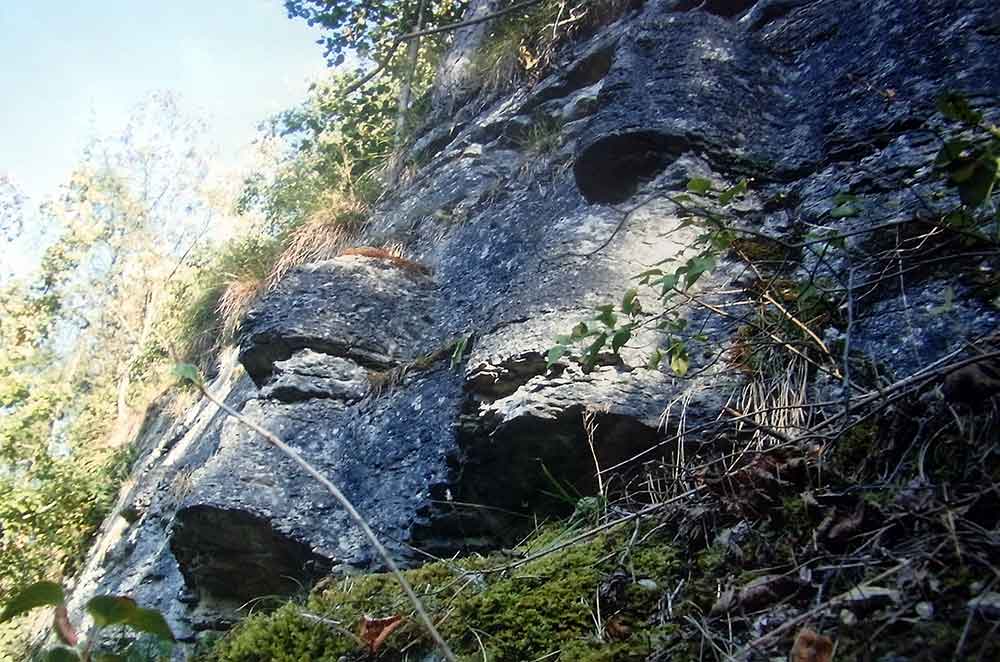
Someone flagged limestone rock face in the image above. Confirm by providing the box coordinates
[64,0,1000,655]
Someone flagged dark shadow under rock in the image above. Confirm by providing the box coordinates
[574,130,688,203]
[170,505,333,602]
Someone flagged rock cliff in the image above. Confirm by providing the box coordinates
[62,0,999,658]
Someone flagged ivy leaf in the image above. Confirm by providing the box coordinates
[832,192,857,206]
[87,596,136,628]
[634,268,663,285]
[718,178,748,205]
[44,647,80,662]
[126,608,175,642]
[611,326,632,353]
[583,333,607,369]
[957,157,998,207]
[930,287,955,315]
[621,288,639,315]
[658,273,679,296]
[546,345,567,369]
[595,305,617,329]
[171,363,202,386]
[669,345,690,376]
[937,93,983,125]
[647,348,664,369]
[935,139,970,166]
[684,254,716,290]
[687,177,713,195]
[1,581,65,623]
[710,229,735,251]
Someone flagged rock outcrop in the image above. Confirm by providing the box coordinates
[63,0,1000,656]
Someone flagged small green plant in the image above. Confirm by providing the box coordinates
[934,93,1000,210]
[547,177,748,374]
[0,581,174,661]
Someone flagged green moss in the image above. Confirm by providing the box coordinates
[829,420,878,478]
[731,237,796,265]
[199,525,682,662]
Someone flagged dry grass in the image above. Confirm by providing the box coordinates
[268,191,369,287]
[217,277,267,340]
[474,0,637,96]
[340,245,432,276]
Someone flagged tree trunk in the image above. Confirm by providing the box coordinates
[388,0,428,186]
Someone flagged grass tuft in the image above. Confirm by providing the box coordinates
[267,191,368,287]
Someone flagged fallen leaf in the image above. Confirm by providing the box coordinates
[790,627,834,662]
[604,614,631,640]
[358,613,404,653]
[711,574,801,614]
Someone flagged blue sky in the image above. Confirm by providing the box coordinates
[0,0,328,203]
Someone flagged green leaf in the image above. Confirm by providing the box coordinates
[646,349,664,369]
[634,268,663,285]
[87,596,137,628]
[621,288,639,315]
[832,192,857,206]
[929,287,954,315]
[935,139,970,166]
[546,345,567,369]
[684,254,716,290]
[957,157,998,207]
[126,607,175,642]
[710,229,735,251]
[611,327,632,353]
[687,177,713,195]
[171,363,202,385]
[582,333,607,369]
[1,581,65,622]
[450,334,471,371]
[937,93,983,125]
[44,647,80,662]
[658,273,679,296]
[829,203,860,218]
[718,178,748,205]
[570,322,590,340]
[669,345,690,376]
[595,305,617,329]
[798,283,819,306]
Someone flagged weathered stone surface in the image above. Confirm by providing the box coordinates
[62,0,1000,658]
[239,255,440,384]
[260,349,369,403]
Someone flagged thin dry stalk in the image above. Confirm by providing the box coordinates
[583,408,605,498]
[217,277,266,339]
[190,380,458,662]
[269,194,368,287]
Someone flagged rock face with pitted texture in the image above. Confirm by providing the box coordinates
[62,0,1000,655]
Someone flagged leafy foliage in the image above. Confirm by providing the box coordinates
[934,92,1000,211]
[548,177,748,374]
[283,0,466,67]
[0,582,174,661]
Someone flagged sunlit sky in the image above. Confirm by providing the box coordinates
[0,0,328,205]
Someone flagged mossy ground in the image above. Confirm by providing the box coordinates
[197,394,1000,662]
[195,522,685,662]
